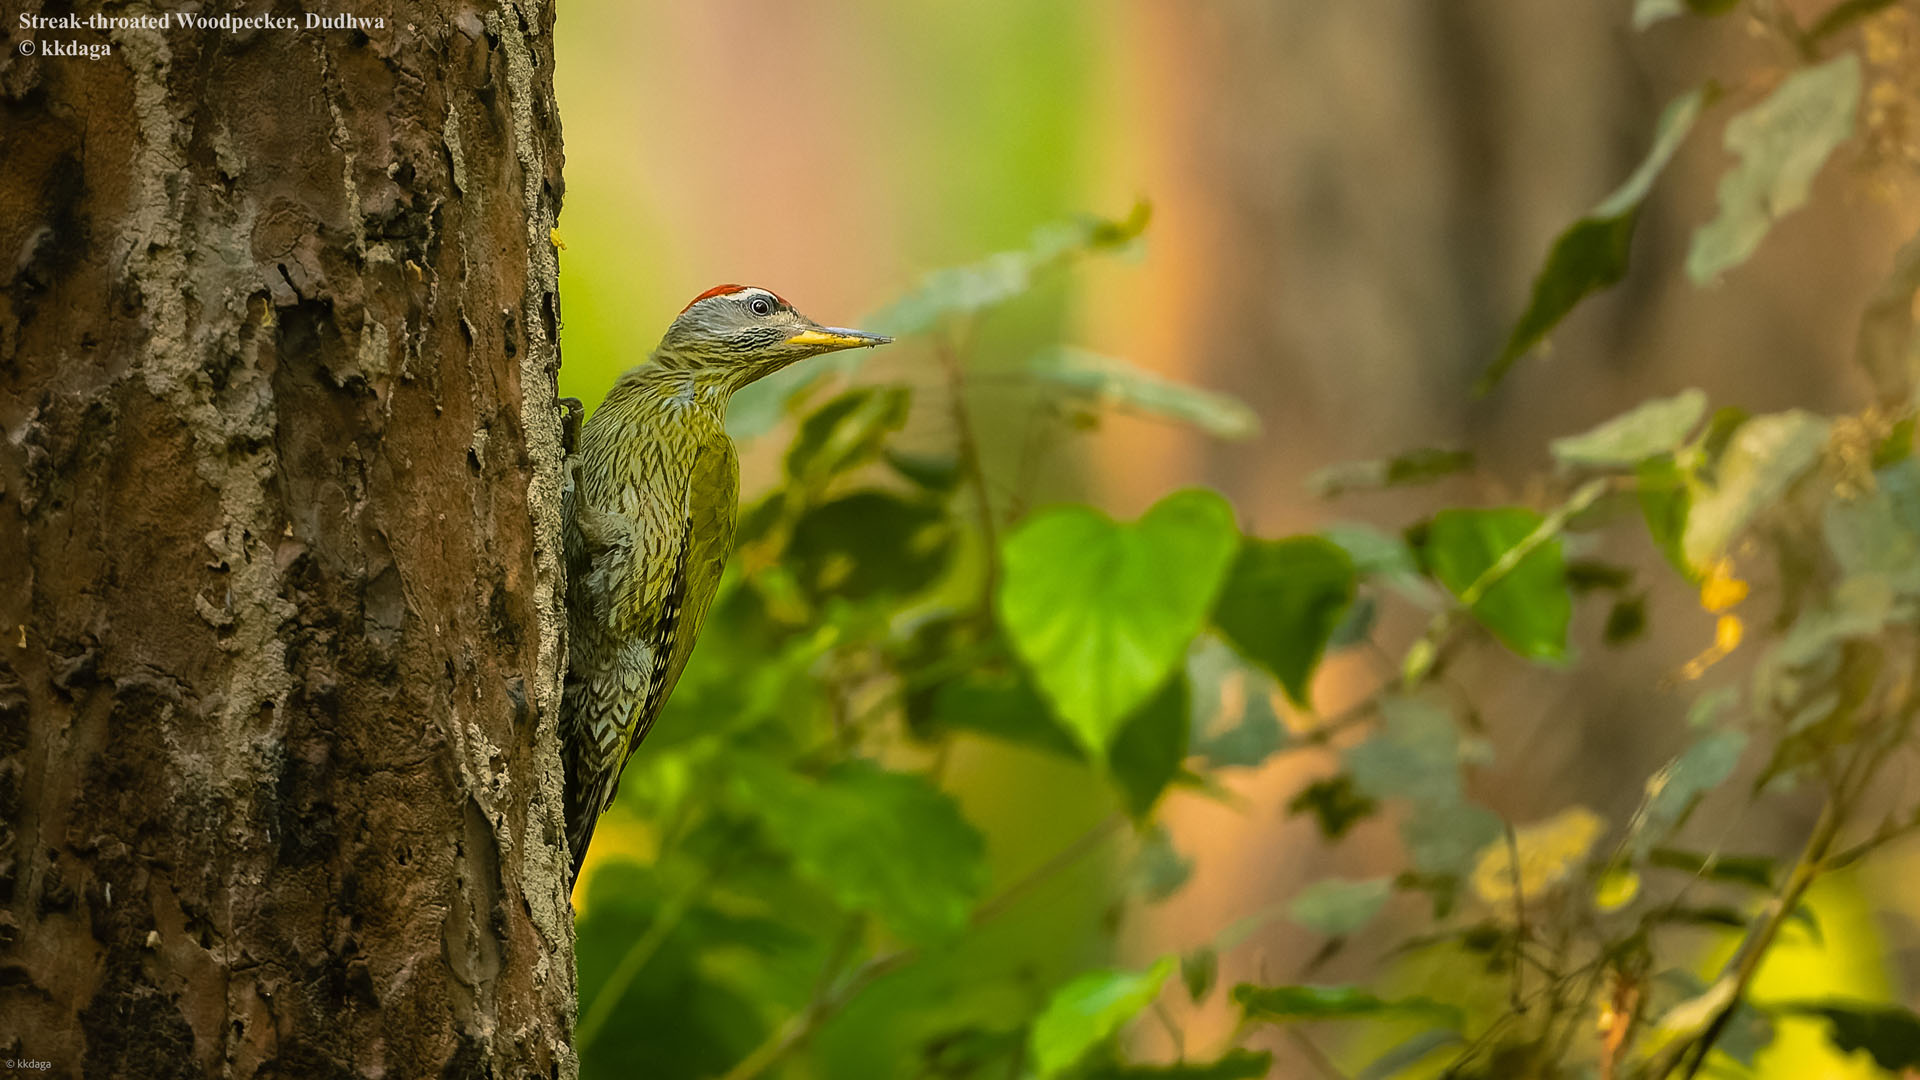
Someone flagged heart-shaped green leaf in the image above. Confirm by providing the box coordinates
[999,489,1239,758]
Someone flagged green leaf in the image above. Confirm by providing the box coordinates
[1655,971,1776,1067]
[1688,55,1862,283]
[1854,228,1920,409]
[1631,730,1748,857]
[1323,522,1445,608]
[1781,1000,1920,1071]
[1633,0,1685,28]
[1605,594,1648,645]
[1565,559,1636,593]
[729,756,987,944]
[1110,676,1192,818]
[1288,877,1393,936]
[1717,998,1778,1067]
[1089,1050,1275,1080]
[1329,592,1380,648]
[1649,905,1749,931]
[1787,901,1827,945]
[1357,1029,1466,1080]
[784,386,912,489]
[1089,1051,1273,1080]
[1311,448,1474,498]
[999,489,1240,758]
[1824,476,1920,582]
[1323,523,1422,584]
[1701,404,1754,459]
[1550,389,1710,468]
[1026,347,1260,440]
[920,1027,1028,1077]
[1638,457,1695,577]
[786,492,955,601]
[1233,983,1462,1027]
[1131,823,1194,903]
[1634,0,1740,31]
[1346,697,1503,876]
[885,448,962,492]
[1404,802,1506,878]
[1345,697,1468,808]
[1482,91,1708,391]
[1877,459,1920,533]
[1195,686,1288,769]
[1647,847,1777,889]
[1688,685,1739,729]
[1876,415,1915,466]
[1682,410,1830,568]
[1181,947,1218,1003]
[1425,507,1572,661]
[869,201,1151,337]
[1187,639,1290,768]
[927,668,1085,760]
[574,861,798,1077]
[1288,774,1380,840]
[1211,536,1357,706]
[1766,574,1899,675]
[1029,956,1177,1078]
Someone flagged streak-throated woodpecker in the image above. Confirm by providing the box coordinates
[561,285,891,882]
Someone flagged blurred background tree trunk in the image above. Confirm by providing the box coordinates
[0,2,575,1075]
[1078,0,1892,1064]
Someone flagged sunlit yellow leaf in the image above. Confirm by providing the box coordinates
[1596,867,1642,911]
[1472,807,1607,907]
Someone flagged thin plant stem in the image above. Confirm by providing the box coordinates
[936,324,1001,614]
[577,868,712,1051]
[1505,820,1529,1013]
[975,811,1127,924]
[1152,999,1185,1060]
[1635,796,1846,1079]
[1287,1029,1352,1080]
[710,811,1128,1080]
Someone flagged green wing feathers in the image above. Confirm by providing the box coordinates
[560,430,738,883]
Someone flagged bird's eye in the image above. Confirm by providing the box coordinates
[748,296,774,317]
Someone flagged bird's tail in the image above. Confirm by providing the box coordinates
[568,816,594,889]
[562,747,615,892]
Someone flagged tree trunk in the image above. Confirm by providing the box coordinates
[0,2,575,1076]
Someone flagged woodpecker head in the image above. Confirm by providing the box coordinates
[651,284,891,390]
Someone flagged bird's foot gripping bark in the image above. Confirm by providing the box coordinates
[559,396,585,455]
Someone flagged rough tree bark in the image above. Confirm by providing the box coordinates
[0,1,575,1076]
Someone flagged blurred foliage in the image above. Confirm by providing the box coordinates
[1479,87,1709,393]
[565,5,1920,1079]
